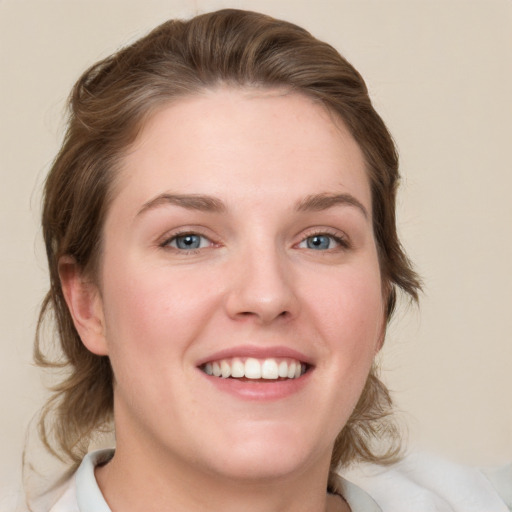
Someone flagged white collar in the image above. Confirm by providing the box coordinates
[74,450,113,512]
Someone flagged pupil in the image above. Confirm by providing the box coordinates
[308,235,329,250]
[177,235,200,249]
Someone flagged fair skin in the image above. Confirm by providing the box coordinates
[61,87,385,512]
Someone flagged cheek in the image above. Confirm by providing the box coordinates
[305,263,384,358]
[100,262,221,359]
[98,264,220,411]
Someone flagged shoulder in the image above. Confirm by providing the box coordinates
[483,462,512,511]
[342,452,511,512]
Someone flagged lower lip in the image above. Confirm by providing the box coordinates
[199,370,312,401]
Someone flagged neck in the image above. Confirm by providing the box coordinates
[95,435,349,512]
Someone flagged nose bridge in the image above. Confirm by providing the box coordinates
[225,236,298,324]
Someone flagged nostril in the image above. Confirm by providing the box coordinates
[235,309,290,322]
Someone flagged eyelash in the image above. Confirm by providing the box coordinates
[160,230,216,254]
[160,229,350,254]
[297,230,350,251]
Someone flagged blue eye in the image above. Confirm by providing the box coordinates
[299,234,344,250]
[168,234,209,250]
[307,235,332,250]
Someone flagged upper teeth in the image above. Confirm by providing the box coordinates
[202,357,305,380]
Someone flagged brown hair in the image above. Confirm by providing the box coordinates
[36,8,421,484]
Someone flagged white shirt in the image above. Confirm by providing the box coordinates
[345,452,512,512]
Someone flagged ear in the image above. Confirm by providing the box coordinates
[374,303,388,355]
[59,256,109,356]
[375,283,393,354]
[375,321,387,354]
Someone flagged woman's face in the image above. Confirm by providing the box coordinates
[86,88,385,481]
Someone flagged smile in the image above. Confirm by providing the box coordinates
[201,357,307,380]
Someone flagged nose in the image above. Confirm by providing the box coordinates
[224,246,299,325]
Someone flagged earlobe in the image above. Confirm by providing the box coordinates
[59,256,109,356]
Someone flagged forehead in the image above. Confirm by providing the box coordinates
[113,87,371,214]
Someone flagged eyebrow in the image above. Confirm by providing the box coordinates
[295,193,368,219]
[137,193,226,216]
[137,191,368,218]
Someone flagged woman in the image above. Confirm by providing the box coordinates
[29,8,509,512]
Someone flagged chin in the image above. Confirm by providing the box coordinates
[198,424,330,482]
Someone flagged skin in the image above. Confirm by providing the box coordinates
[61,87,386,512]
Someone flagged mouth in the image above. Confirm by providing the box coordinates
[200,357,309,381]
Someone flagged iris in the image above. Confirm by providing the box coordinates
[307,235,332,250]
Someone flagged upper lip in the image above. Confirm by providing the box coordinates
[196,345,314,367]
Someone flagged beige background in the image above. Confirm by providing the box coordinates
[1,0,511,507]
